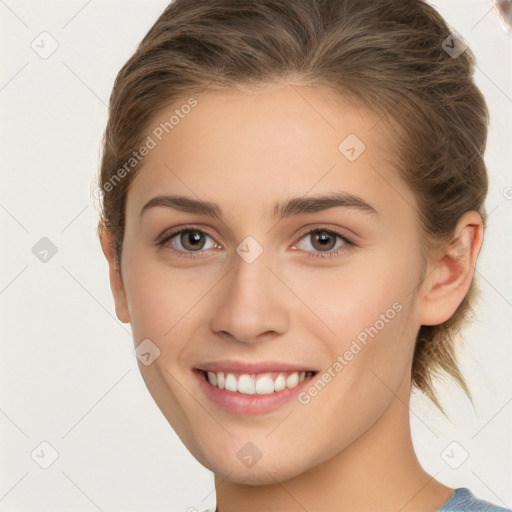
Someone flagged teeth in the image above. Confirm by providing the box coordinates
[286,372,299,388]
[207,371,217,387]
[238,374,256,394]
[255,375,274,394]
[274,374,286,392]
[217,371,225,390]
[224,373,238,392]
[205,370,311,395]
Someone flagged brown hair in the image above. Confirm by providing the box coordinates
[95,0,489,414]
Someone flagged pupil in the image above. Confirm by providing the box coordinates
[182,231,205,251]
[313,231,335,251]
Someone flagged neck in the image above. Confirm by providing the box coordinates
[214,375,453,512]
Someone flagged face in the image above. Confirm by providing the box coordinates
[111,85,429,484]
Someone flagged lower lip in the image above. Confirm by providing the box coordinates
[194,370,316,416]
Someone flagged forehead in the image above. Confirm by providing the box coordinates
[126,85,414,220]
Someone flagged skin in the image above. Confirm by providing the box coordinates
[100,84,483,512]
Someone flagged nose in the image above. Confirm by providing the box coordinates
[208,247,290,344]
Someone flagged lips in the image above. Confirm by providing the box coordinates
[193,361,319,415]
[195,359,317,375]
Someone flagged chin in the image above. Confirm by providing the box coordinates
[216,466,303,486]
[197,448,312,486]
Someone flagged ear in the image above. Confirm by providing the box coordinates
[418,211,484,326]
[99,229,131,324]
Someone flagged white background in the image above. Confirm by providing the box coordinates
[1,1,511,511]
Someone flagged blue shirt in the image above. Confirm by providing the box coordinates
[204,488,512,511]
[438,488,512,512]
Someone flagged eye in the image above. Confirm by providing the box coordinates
[291,227,355,258]
[156,226,221,256]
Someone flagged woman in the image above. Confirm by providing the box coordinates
[95,1,511,510]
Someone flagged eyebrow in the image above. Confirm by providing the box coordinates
[139,192,380,220]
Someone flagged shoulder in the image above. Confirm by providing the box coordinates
[439,488,512,512]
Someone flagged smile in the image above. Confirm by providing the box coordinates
[202,370,316,395]
[194,367,319,416]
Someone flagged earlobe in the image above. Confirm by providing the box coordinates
[99,229,131,324]
[418,211,484,326]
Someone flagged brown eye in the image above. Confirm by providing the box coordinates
[292,227,354,259]
[310,230,337,252]
[157,227,219,254]
[179,230,207,251]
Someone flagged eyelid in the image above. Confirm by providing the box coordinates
[293,224,356,245]
[154,224,219,246]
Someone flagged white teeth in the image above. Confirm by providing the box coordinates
[224,373,238,392]
[237,374,256,394]
[286,372,299,388]
[207,371,217,387]
[255,375,274,394]
[205,370,312,395]
[217,371,225,390]
[274,374,286,391]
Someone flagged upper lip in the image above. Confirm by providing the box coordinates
[195,360,317,374]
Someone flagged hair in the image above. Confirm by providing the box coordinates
[95,0,489,415]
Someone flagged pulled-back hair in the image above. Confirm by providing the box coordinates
[95,0,489,414]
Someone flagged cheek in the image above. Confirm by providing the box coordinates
[291,292,415,461]
[285,245,420,343]
[283,248,420,404]
[123,248,213,344]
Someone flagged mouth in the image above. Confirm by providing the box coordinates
[193,367,319,416]
[195,369,318,395]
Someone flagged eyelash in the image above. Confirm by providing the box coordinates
[155,224,356,260]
